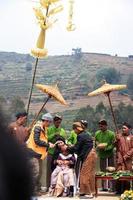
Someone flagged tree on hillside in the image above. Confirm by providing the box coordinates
[95,102,107,115]
[26,63,32,71]
[73,102,133,134]
[75,105,100,134]
[115,102,133,127]
[127,74,133,100]
[9,96,26,118]
[0,96,6,105]
[96,67,121,85]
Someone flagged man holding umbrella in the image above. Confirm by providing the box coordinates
[27,113,55,195]
[115,122,133,194]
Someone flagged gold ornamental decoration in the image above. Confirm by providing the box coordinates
[27,0,63,115]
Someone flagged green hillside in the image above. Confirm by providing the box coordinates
[0,51,133,102]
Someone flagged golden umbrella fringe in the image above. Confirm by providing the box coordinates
[88,83,127,96]
[88,81,127,134]
[29,83,67,128]
[35,83,67,105]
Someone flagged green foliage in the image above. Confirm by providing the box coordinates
[127,74,133,99]
[9,96,26,116]
[0,96,6,105]
[96,67,121,84]
[71,102,133,134]
[26,63,32,71]
[115,103,133,126]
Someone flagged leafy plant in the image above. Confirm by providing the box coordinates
[120,190,133,200]
[96,67,121,84]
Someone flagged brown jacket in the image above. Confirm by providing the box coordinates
[116,134,133,170]
[9,122,29,145]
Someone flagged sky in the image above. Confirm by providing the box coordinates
[0,0,133,56]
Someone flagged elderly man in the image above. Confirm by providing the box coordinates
[27,113,55,195]
[115,122,133,194]
[9,112,30,145]
[116,122,133,170]
[95,119,115,192]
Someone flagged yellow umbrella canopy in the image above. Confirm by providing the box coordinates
[88,81,127,96]
[88,81,127,134]
[35,83,67,105]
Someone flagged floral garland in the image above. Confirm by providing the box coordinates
[120,190,133,200]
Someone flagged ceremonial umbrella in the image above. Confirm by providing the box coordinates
[88,81,127,133]
[30,83,67,128]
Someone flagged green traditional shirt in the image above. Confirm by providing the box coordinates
[67,130,77,145]
[95,129,115,159]
[47,125,66,155]
[67,130,92,145]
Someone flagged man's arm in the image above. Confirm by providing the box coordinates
[34,126,49,148]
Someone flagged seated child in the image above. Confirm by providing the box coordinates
[49,143,75,197]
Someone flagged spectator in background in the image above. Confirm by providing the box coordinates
[47,114,66,189]
[95,119,115,192]
[9,112,30,145]
[0,110,33,200]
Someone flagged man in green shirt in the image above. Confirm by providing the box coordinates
[95,119,115,192]
[46,114,66,189]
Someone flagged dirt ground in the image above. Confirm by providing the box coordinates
[38,194,120,200]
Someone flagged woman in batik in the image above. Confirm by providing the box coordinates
[65,121,97,199]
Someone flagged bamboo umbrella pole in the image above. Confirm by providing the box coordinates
[27,5,50,116]
[29,94,51,128]
[106,92,119,134]
[27,57,38,115]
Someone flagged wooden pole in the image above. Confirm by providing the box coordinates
[106,92,119,134]
[27,57,39,115]
[29,95,51,129]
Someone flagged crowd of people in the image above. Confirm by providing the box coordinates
[6,111,133,199]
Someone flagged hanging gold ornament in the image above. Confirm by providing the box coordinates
[27,0,64,115]
[66,0,76,31]
[31,28,48,58]
[31,0,63,58]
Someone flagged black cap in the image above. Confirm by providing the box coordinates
[15,112,27,119]
[99,119,107,126]
[80,120,88,128]
[53,114,62,121]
